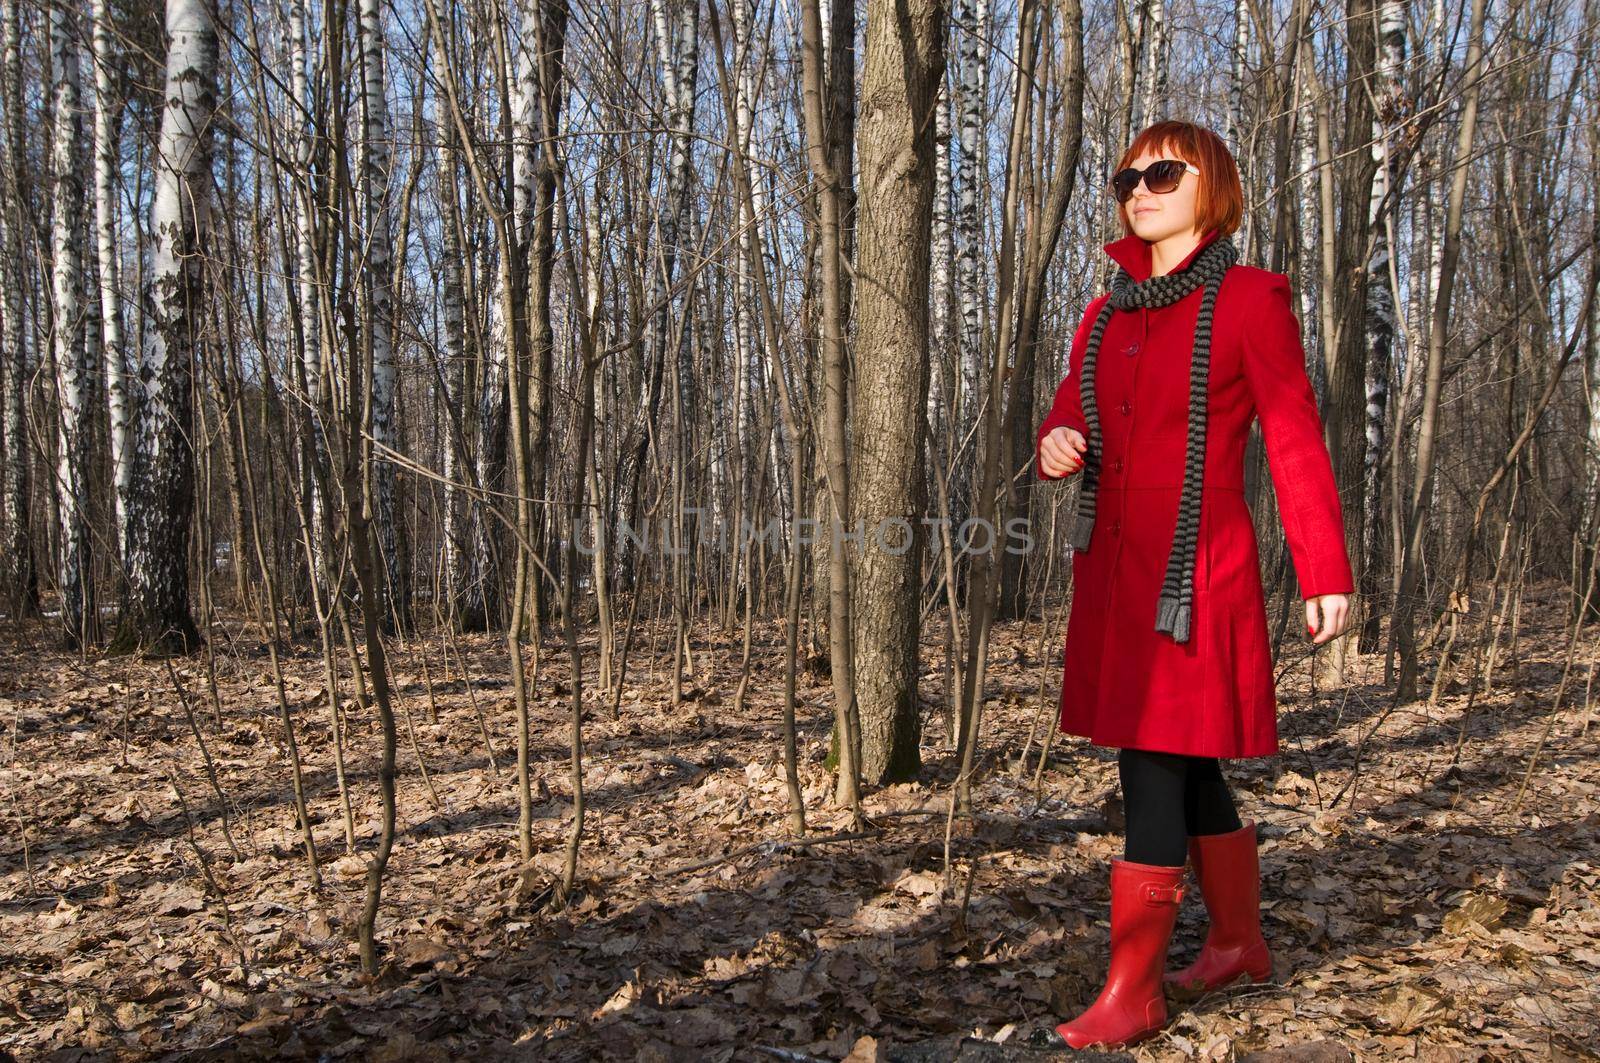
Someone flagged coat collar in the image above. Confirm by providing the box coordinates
[1102,226,1222,282]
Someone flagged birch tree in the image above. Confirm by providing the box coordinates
[286,0,328,599]
[357,0,402,625]
[92,0,130,563]
[0,0,34,617]
[458,1,518,633]
[1358,0,1408,652]
[729,0,765,596]
[951,0,987,548]
[647,0,702,720]
[434,39,470,623]
[929,75,953,453]
[1323,0,1380,622]
[1140,0,1169,123]
[956,0,1047,801]
[1004,0,1086,622]
[1226,0,1250,152]
[113,0,217,655]
[50,0,94,648]
[518,0,562,640]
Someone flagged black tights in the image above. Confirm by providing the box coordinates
[1118,747,1243,867]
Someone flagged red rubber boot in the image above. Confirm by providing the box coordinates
[1164,820,1272,992]
[1054,859,1187,1050]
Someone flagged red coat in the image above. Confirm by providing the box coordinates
[1035,227,1355,759]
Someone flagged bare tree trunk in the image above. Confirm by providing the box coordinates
[50,0,95,650]
[1583,110,1600,599]
[286,0,328,607]
[91,0,131,565]
[1324,0,1379,611]
[1140,0,1168,121]
[851,0,946,786]
[113,0,216,657]
[998,0,1088,617]
[1004,0,1084,619]
[357,0,403,626]
[929,74,952,481]
[530,0,574,906]
[1357,0,1408,656]
[0,0,36,617]
[706,0,809,835]
[1293,25,1325,398]
[459,2,523,635]
[1226,0,1250,152]
[950,0,987,551]
[1126,0,1148,132]
[434,60,472,626]
[346,436,399,978]
[955,0,1036,808]
[1394,0,1488,700]
[524,0,563,643]
[799,0,862,816]
[647,0,700,720]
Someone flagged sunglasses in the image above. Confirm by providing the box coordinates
[1111,159,1200,203]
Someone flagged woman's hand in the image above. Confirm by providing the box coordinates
[1040,426,1087,478]
[1305,593,1350,644]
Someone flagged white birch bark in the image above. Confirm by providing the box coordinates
[287,0,326,586]
[1129,0,1149,132]
[671,0,700,417]
[1294,37,1325,396]
[457,4,529,630]
[640,0,678,435]
[511,1,538,243]
[1361,0,1407,600]
[952,0,986,534]
[647,0,699,417]
[731,0,759,539]
[1404,0,1443,410]
[465,306,508,629]
[117,0,216,653]
[50,1,94,646]
[466,149,508,628]
[91,0,130,562]
[435,64,469,620]
[1227,0,1250,153]
[954,0,984,387]
[1144,0,1168,120]
[357,0,400,620]
[584,159,612,645]
[819,0,830,79]
[929,72,951,441]
[1427,0,1452,518]
[1586,129,1600,539]
[0,0,34,614]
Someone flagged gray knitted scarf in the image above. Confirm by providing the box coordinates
[1067,234,1238,644]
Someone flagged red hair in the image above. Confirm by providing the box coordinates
[1113,120,1243,240]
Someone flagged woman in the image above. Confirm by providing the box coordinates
[1034,120,1354,1049]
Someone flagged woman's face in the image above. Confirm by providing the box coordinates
[1121,147,1200,242]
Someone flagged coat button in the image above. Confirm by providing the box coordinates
[1123,340,1140,356]
[1112,457,1124,472]
[1120,399,1132,415]
[1111,520,1121,536]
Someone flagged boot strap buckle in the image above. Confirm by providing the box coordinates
[1142,882,1184,905]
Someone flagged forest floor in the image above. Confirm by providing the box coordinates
[2,579,1598,1062]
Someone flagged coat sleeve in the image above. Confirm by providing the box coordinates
[1035,296,1105,480]
[1240,273,1356,599]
